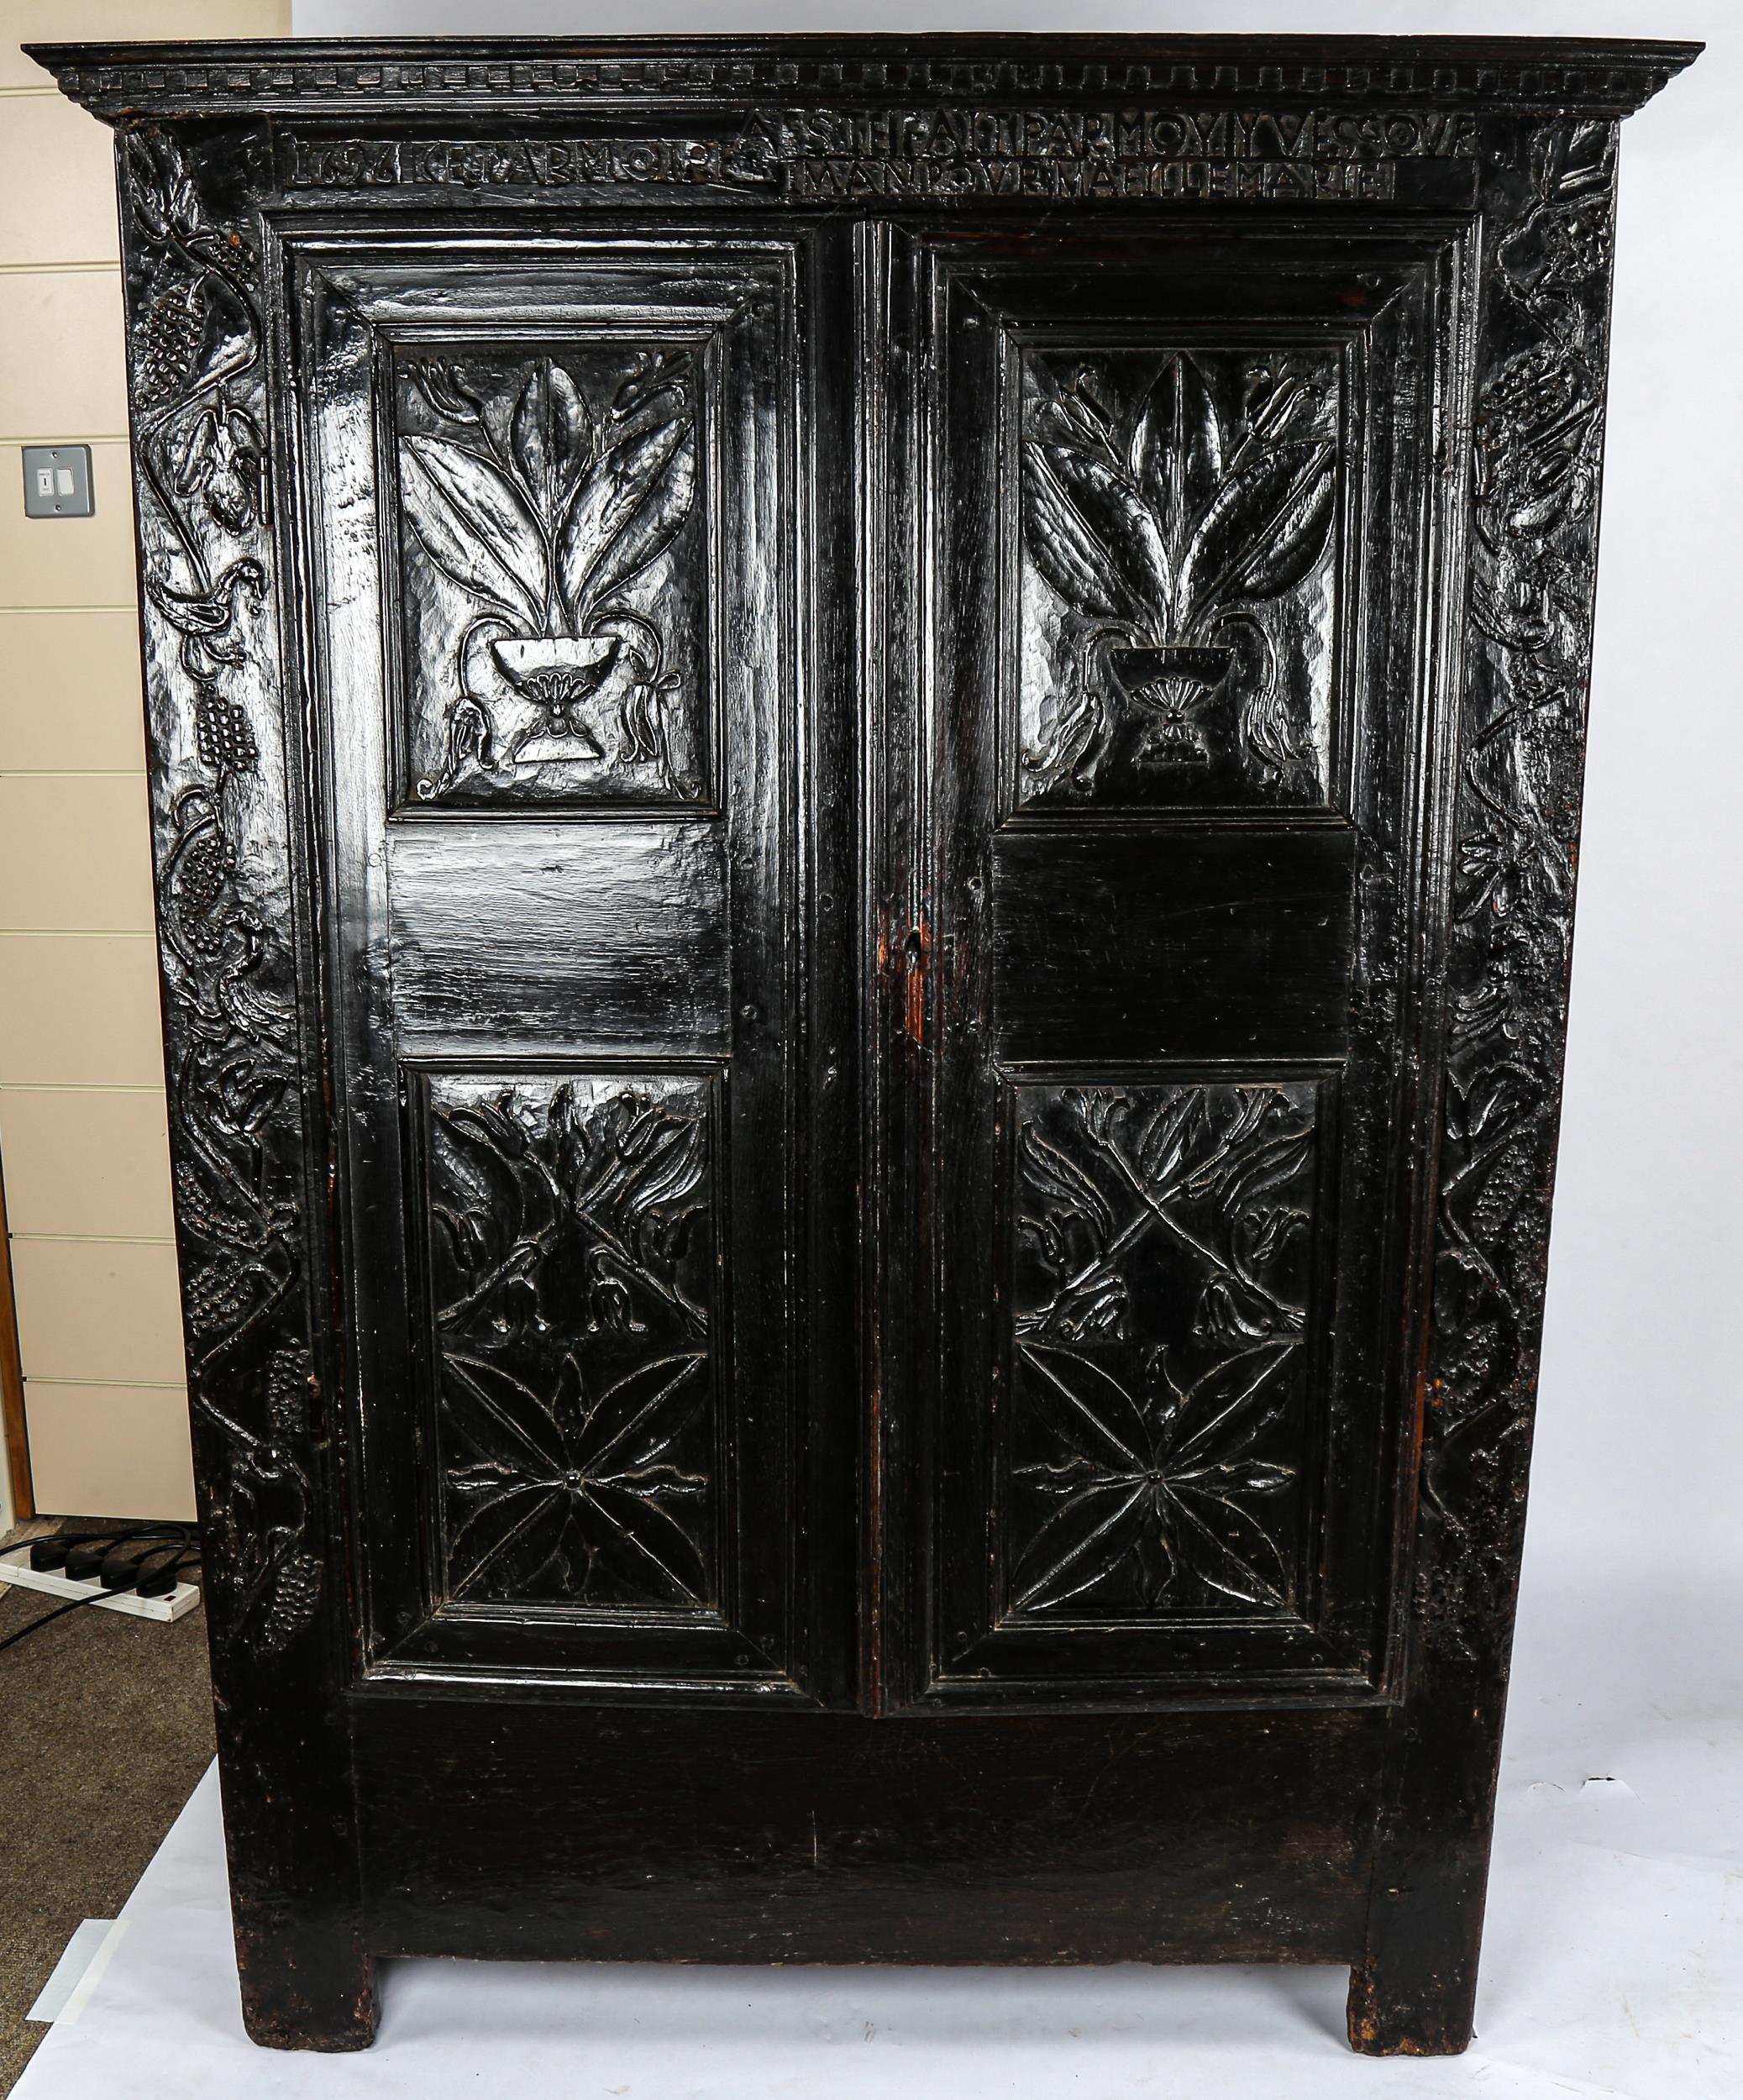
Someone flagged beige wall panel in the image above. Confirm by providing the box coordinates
[2,0,288,1520]
[10,1236,184,1382]
[0,934,163,1086]
[0,1085,174,1238]
[0,267,128,438]
[0,90,118,266]
[3,0,291,90]
[0,610,145,771]
[0,440,135,606]
[0,773,155,931]
[22,1380,194,1521]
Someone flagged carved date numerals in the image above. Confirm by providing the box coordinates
[1006,1079,1321,1619]
[394,344,707,807]
[1018,346,1341,810]
[423,1073,717,1611]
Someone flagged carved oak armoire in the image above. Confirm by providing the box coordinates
[37,33,1696,2055]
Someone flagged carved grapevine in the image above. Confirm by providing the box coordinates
[120,131,323,1658]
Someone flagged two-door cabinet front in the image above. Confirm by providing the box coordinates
[36,32,1698,2056]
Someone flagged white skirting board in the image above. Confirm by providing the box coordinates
[7,1566,1741,2100]
[0,1553,201,1624]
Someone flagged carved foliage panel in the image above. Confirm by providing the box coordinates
[392,340,710,806]
[1016,344,1345,810]
[420,1071,719,1613]
[1005,1078,1324,1622]
[1418,118,1622,1658]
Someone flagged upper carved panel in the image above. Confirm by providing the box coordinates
[423,1071,717,1612]
[1017,346,1341,810]
[392,344,707,806]
[1005,1078,1322,1620]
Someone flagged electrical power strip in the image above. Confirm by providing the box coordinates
[0,1552,202,1625]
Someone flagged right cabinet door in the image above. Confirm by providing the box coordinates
[885,222,1467,1712]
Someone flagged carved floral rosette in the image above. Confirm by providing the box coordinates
[118,127,328,1664]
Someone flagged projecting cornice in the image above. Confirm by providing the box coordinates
[27,34,1703,127]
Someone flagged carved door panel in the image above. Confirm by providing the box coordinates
[882,225,1464,1710]
[297,236,836,1698]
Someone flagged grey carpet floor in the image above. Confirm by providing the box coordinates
[0,1522,214,2096]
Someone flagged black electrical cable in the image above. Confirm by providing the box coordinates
[0,1528,202,1655]
[0,1591,111,1656]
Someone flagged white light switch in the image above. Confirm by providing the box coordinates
[21,444,94,517]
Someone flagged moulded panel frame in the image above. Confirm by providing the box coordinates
[284,222,826,1708]
[993,317,1368,828]
[883,213,1478,1719]
[374,306,731,822]
[930,1055,1363,1707]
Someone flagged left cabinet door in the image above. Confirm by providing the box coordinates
[293,235,829,1699]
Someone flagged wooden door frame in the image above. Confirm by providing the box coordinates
[0,1152,34,1523]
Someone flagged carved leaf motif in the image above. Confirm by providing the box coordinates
[1023,1344,1152,1477]
[428,1078,714,1609]
[1011,1470,1153,1615]
[399,433,547,629]
[556,364,696,631]
[1411,119,1621,1660]
[118,134,328,1665]
[1178,438,1336,625]
[1020,443,1126,617]
[1010,1083,1315,1619]
[510,360,591,522]
[401,347,705,802]
[1129,353,1224,583]
[429,1099,559,1331]
[1029,435,1171,628]
[1020,349,1339,806]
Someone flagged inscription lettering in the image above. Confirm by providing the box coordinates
[284,105,1476,202]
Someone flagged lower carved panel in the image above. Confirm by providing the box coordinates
[1005,1076,1324,1624]
[418,1068,718,1613]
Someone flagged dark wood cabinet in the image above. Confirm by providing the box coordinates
[36,32,1696,2055]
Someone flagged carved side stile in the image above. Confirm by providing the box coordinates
[117,125,373,2042]
[1418,115,1618,1657]
[1352,113,1623,2053]
[119,128,327,1659]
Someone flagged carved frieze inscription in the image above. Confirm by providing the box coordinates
[422,1072,718,1612]
[1005,1079,1322,1620]
[285,105,1478,206]
[1017,346,1342,809]
[392,344,707,806]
